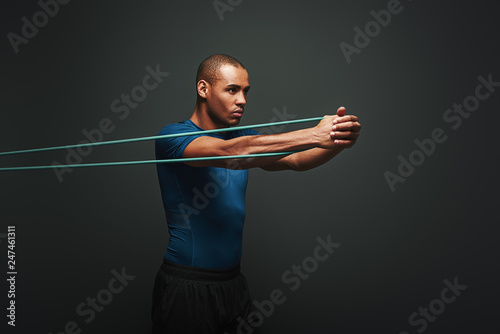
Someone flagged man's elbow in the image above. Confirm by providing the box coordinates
[285,155,310,172]
[290,161,311,172]
[261,157,306,172]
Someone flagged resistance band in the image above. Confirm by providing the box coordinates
[0,117,324,172]
[0,117,324,157]
[0,152,300,172]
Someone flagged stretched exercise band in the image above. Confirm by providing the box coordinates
[0,117,324,157]
[0,116,324,172]
[0,151,300,172]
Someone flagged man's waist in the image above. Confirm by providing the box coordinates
[161,257,241,281]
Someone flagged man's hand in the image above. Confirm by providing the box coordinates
[315,114,340,149]
[330,106,361,148]
[315,106,361,149]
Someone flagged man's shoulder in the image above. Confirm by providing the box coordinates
[158,121,259,137]
[155,120,201,159]
[157,120,197,136]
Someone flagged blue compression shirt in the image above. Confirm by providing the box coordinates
[155,119,259,269]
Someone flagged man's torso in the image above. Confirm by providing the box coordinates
[155,119,258,269]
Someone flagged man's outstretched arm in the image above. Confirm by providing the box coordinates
[182,107,360,170]
[182,114,337,169]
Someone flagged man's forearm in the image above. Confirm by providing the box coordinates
[215,128,324,170]
[261,146,344,171]
[291,147,344,171]
[225,127,322,156]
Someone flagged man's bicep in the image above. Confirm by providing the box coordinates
[182,136,230,167]
[183,136,225,158]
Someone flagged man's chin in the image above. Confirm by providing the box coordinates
[228,116,242,126]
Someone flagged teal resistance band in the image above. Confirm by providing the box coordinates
[0,116,324,172]
[0,151,299,172]
[0,117,324,157]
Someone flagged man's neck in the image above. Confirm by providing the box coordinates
[190,103,227,131]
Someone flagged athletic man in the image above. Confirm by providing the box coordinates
[151,54,361,333]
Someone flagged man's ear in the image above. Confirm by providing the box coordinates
[197,80,209,99]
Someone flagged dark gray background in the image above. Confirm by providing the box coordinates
[1,0,499,333]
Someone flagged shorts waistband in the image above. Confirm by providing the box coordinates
[161,258,241,281]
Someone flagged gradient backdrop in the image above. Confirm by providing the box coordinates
[1,0,499,333]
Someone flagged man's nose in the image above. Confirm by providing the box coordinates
[235,91,247,106]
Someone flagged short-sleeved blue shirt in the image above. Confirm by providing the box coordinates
[155,119,259,269]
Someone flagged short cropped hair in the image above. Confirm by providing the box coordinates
[196,54,246,86]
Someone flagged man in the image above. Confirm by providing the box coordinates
[151,54,361,333]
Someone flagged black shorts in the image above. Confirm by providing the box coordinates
[151,258,262,334]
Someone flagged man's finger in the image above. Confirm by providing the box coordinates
[336,106,346,117]
[333,139,356,147]
[332,131,359,139]
[332,121,361,132]
[333,115,358,124]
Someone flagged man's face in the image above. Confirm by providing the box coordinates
[205,64,250,127]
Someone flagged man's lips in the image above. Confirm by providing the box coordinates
[232,110,244,117]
